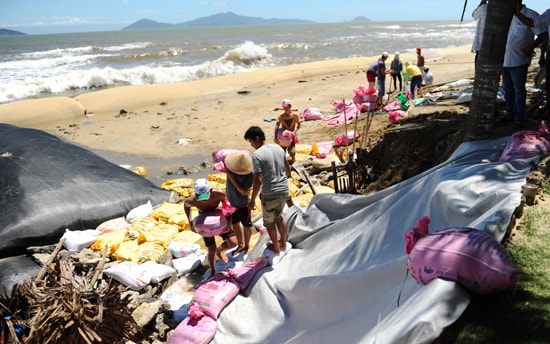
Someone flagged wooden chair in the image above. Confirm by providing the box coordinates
[331,160,361,194]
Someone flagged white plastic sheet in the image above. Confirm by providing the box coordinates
[213,137,532,344]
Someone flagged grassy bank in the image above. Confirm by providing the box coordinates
[436,184,550,343]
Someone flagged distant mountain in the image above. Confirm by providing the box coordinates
[0,28,27,36]
[350,16,372,22]
[122,11,314,30]
[123,19,173,30]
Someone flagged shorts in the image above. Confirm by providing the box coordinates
[203,230,235,247]
[366,71,376,83]
[261,193,288,228]
[231,207,252,227]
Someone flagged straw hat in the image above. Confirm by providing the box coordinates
[225,152,253,175]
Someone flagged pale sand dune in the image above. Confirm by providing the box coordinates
[0,45,474,159]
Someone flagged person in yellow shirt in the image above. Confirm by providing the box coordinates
[405,61,423,98]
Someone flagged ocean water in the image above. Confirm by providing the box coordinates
[0,20,476,104]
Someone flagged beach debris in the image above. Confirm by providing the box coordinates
[1,243,141,343]
[175,138,190,145]
[237,90,251,94]
[160,102,167,106]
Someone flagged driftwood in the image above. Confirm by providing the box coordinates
[1,248,140,344]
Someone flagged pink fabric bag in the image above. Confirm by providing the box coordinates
[192,209,229,237]
[301,107,324,121]
[388,110,407,124]
[226,256,268,291]
[167,313,218,344]
[499,120,550,162]
[190,275,240,319]
[276,128,295,147]
[334,130,361,147]
[405,216,519,294]
[212,148,250,172]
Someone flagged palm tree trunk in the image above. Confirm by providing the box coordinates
[467,0,515,140]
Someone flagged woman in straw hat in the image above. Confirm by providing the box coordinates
[224,152,254,254]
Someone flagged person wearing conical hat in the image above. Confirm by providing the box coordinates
[224,152,254,255]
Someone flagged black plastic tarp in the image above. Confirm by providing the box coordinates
[0,124,172,258]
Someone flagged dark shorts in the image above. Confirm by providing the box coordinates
[203,229,235,247]
[231,207,252,227]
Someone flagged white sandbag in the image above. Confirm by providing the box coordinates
[141,261,177,283]
[173,250,207,276]
[126,200,153,223]
[169,241,202,258]
[103,261,152,290]
[61,229,100,252]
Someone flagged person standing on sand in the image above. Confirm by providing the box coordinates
[244,126,291,255]
[472,0,488,66]
[367,53,391,103]
[274,99,301,165]
[184,178,238,278]
[501,0,542,127]
[416,47,425,71]
[390,52,403,92]
[405,61,423,98]
[224,152,254,255]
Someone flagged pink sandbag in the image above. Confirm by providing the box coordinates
[499,120,550,162]
[353,85,369,97]
[192,209,229,237]
[383,100,402,112]
[388,110,407,124]
[405,217,519,294]
[226,256,268,291]
[276,128,296,148]
[167,313,218,344]
[301,107,324,121]
[212,148,250,172]
[334,130,361,147]
[190,275,240,319]
[332,100,359,116]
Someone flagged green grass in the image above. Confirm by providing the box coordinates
[435,190,550,344]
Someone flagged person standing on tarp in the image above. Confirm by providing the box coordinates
[184,178,238,278]
[224,152,254,255]
[244,126,292,255]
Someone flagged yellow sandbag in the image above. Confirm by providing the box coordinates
[169,213,191,231]
[171,230,206,250]
[151,202,186,223]
[143,223,179,248]
[293,193,314,208]
[161,178,194,189]
[160,178,194,197]
[112,240,167,263]
[91,228,128,255]
[125,217,158,241]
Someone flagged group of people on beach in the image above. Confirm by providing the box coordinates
[366,46,433,105]
[184,100,297,277]
[471,0,550,127]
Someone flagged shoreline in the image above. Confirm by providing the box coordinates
[0,44,475,183]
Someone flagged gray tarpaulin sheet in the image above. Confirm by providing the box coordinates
[213,136,532,344]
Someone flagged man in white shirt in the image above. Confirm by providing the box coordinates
[471,0,488,66]
[515,5,550,118]
[502,0,544,127]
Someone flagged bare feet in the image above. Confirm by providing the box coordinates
[234,245,249,255]
[279,240,286,251]
[266,242,280,254]
[216,249,229,263]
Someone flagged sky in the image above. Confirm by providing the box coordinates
[1,0,549,35]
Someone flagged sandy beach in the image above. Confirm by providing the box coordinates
[0,45,476,176]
